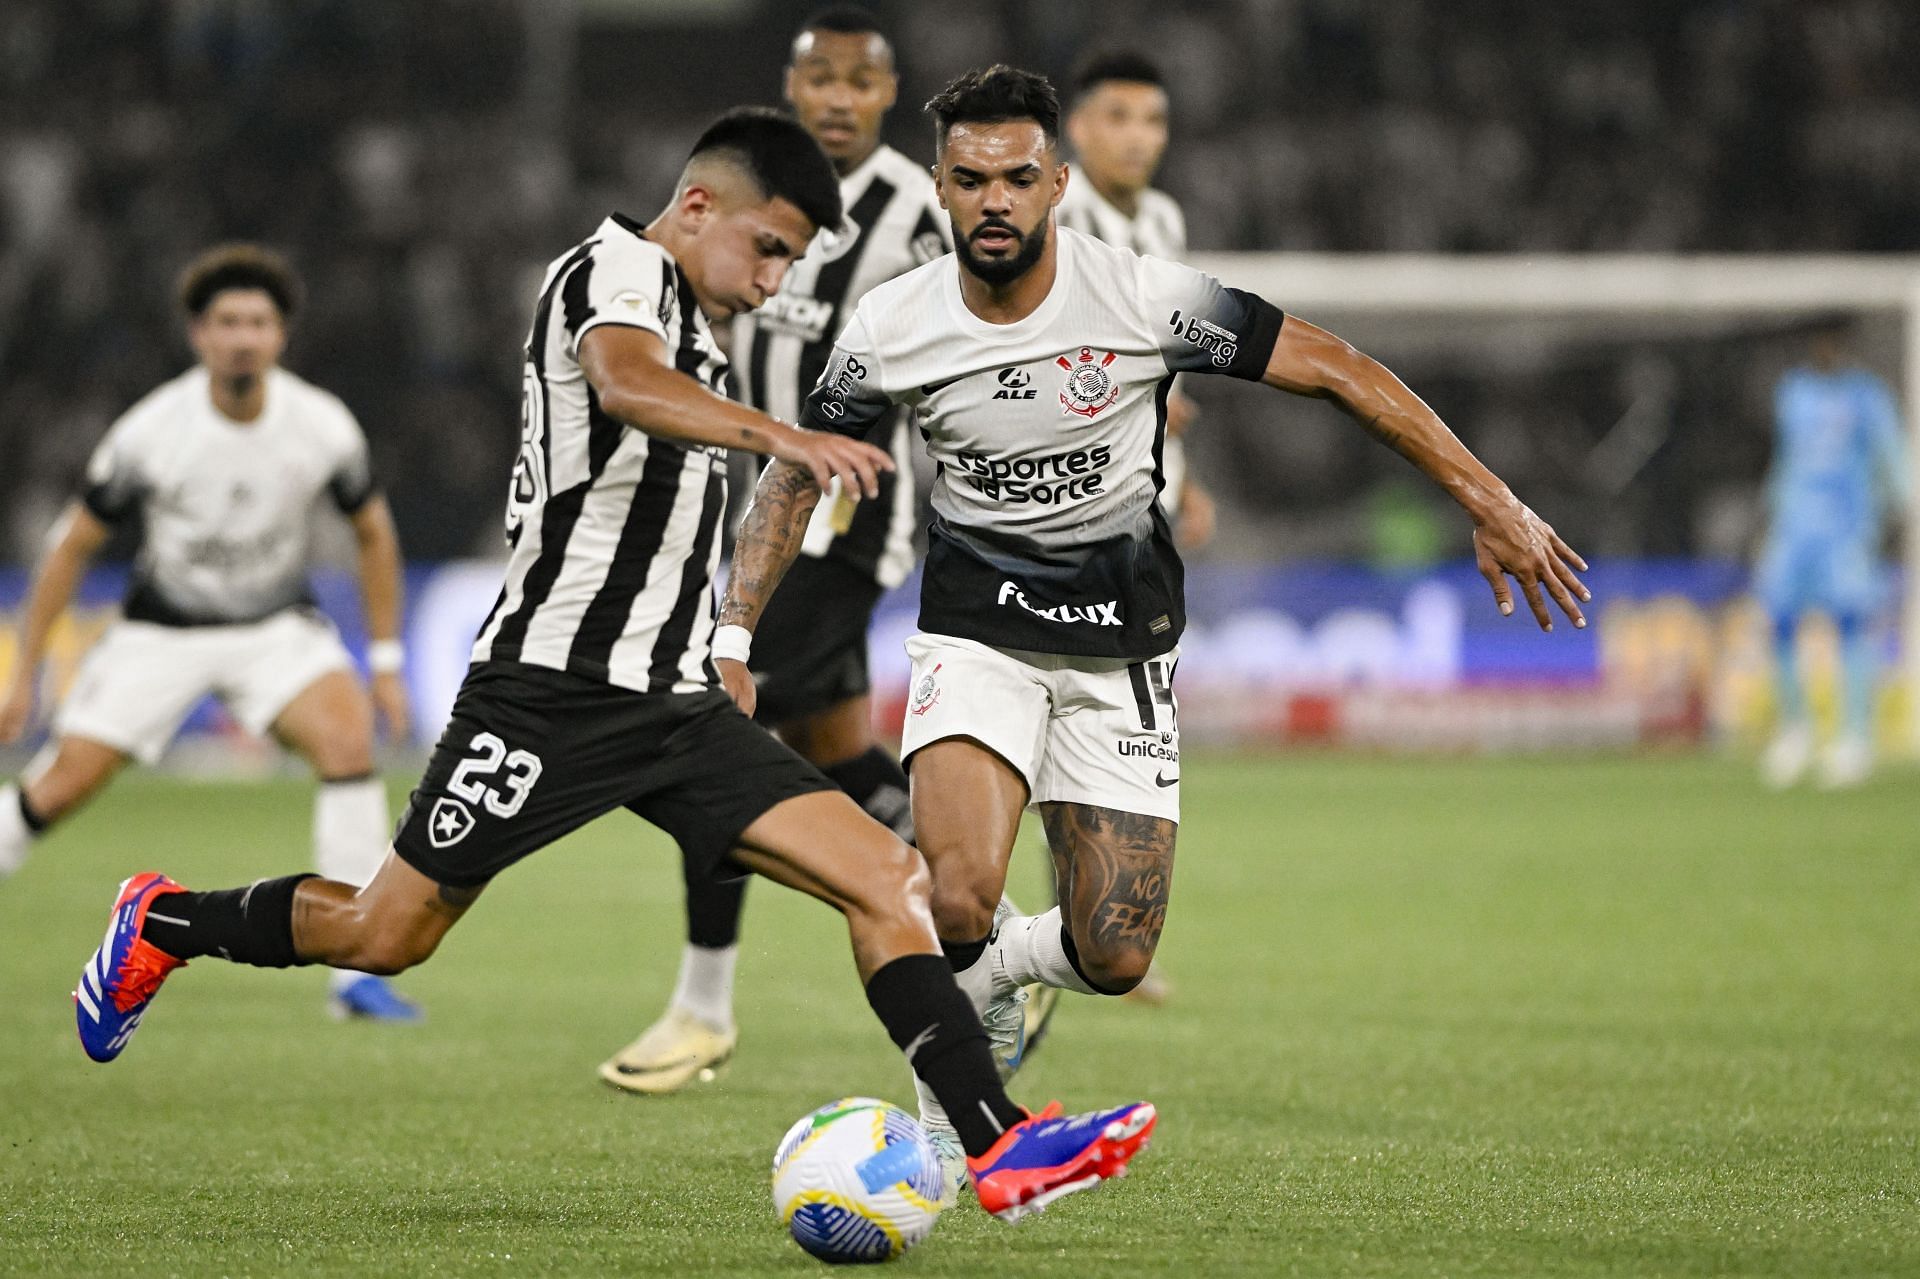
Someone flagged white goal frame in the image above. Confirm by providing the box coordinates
[1190,252,1920,753]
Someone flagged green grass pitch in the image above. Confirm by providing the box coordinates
[1,754,1916,1277]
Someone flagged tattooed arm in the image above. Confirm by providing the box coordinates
[712,460,826,716]
[1262,315,1590,631]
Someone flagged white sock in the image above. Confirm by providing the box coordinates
[991,907,1101,996]
[951,941,997,1014]
[670,943,737,1032]
[313,776,390,993]
[0,783,37,879]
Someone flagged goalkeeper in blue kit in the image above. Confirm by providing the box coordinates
[1757,318,1910,788]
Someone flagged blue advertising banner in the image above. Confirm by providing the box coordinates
[0,559,1898,756]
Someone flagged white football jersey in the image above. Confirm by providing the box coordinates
[82,366,375,626]
[1058,179,1194,516]
[800,227,1282,659]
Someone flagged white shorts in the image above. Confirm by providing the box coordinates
[898,633,1181,823]
[56,609,355,764]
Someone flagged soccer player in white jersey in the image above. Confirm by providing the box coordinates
[1057,49,1215,556]
[73,110,1156,1223]
[599,4,957,1095]
[713,66,1590,1178]
[1,245,420,1021]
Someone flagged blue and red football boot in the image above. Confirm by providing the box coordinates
[968,1100,1157,1222]
[75,872,188,1063]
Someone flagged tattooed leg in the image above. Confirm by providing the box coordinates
[288,850,486,975]
[1038,802,1176,994]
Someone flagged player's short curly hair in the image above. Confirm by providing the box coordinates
[177,243,302,320]
[925,65,1060,149]
[689,106,844,234]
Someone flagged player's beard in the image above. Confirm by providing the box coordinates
[954,213,1050,287]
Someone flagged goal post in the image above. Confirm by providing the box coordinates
[1187,252,1920,755]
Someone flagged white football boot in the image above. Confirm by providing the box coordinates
[598,1008,736,1095]
[1818,735,1873,790]
[1761,724,1814,789]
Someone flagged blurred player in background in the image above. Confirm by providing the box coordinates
[715,65,1588,1181]
[1058,49,1216,554]
[1,244,419,1021]
[599,5,971,1095]
[1757,317,1910,789]
[73,113,1156,1220]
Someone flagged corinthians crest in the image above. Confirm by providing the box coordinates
[1056,347,1120,418]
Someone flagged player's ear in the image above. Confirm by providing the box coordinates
[1052,160,1070,210]
[880,71,898,112]
[677,183,717,230]
[929,164,949,212]
[782,65,799,108]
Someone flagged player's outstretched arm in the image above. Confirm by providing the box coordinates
[577,326,891,497]
[711,460,826,715]
[1263,316,1590,632]
[0,503,112,742]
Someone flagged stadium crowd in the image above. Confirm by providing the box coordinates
[2,0,1914,562]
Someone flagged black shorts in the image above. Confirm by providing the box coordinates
[750,555,885,726]
[393,662,835,888]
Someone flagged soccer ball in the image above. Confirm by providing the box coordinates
[771,1097,946,1263]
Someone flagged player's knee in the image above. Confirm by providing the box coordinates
[1076,943,1153,995]
[927,874,999,941]
[305,730,374,781]
[852,836,931,919]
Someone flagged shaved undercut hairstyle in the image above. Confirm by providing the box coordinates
[1070,49,1165,101]
[177,243,302,319]
[924,64,1060,149]
[686,106,845,232]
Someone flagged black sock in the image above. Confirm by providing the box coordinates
[17,787,48,835]
[941,935,989,974]
[1060,924,1130,997]
[822,747,913,842]
[140,874,315,967]
[684,868,748,949]
[864,954,1025,1158]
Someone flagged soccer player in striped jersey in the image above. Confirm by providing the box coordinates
[715,66,1586,1181]
[0,245,420,1022]
[73,108,1156,1222]
[1058,50,1216,555]
[600,4,956,1096]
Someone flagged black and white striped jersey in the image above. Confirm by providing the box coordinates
[473,213,731,694]
[1056,181,1187,260]
[730,145,948,589]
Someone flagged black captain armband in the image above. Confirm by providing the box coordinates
[1219,290,1286,381]
[1166,289,1286,382]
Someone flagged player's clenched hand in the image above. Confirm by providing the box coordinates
[773,428,893,500]
[717,657,757,718]
[372,671,411,743]
[0,674,33,745]
[1473,501,1590,632]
